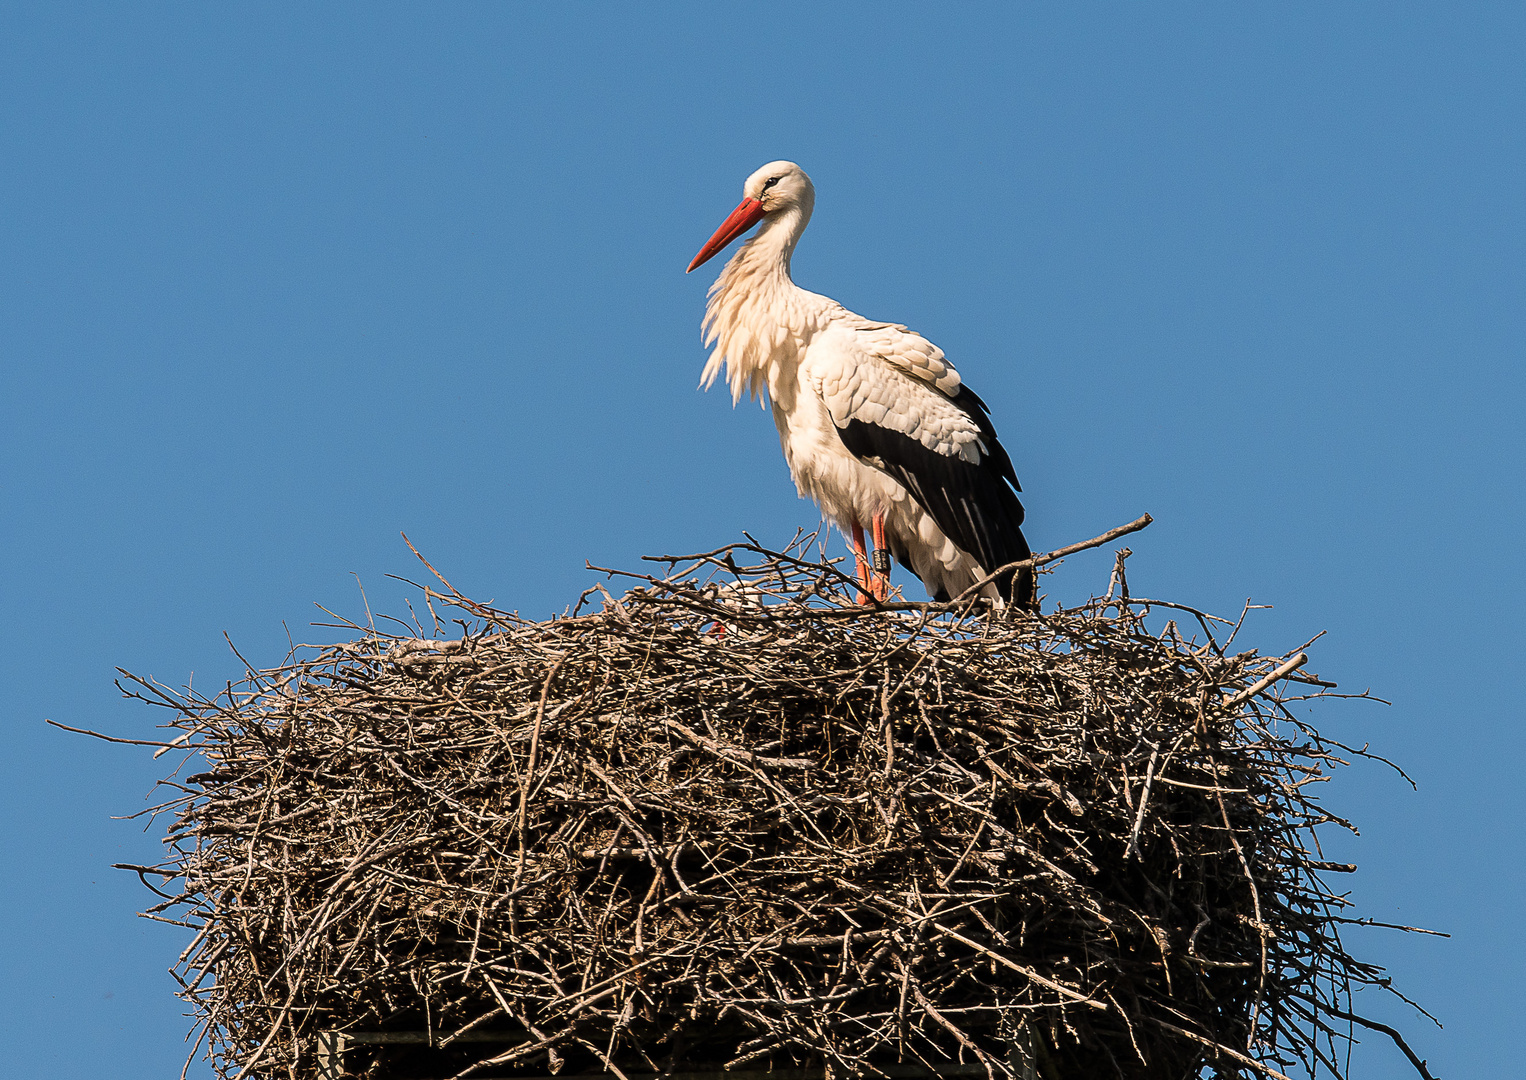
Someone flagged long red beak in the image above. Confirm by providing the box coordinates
[687,197,768,273]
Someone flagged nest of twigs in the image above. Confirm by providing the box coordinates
[114,522,1436,1080]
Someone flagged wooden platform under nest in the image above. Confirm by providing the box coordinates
[112,521,1437,1080]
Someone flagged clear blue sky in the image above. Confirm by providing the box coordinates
[2,5,1519,1077]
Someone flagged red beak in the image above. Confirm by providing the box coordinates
[687,197,768,273]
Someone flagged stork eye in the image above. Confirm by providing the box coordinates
[761,176,781,191]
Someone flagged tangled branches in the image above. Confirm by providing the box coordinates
[113,526,1437,1079]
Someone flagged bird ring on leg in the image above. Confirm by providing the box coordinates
[872,550,891,576]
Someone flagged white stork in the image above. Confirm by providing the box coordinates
[687,160,1035,608]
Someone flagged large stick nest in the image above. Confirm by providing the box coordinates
[118,529,1433,1080]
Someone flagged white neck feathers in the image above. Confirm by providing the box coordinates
[699,203,835,404]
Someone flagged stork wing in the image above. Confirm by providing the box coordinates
[804,323,1031,590]
[842,318,964,396]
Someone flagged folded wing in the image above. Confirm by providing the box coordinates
[805,322,1034,605]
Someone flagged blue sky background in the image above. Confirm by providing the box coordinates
[2,4,1519,1077]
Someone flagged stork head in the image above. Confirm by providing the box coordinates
[742,160,814,214]
[687,160,815,272]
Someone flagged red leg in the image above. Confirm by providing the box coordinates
[870,511,890,601]
[850,521,873,605]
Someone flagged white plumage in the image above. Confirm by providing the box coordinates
[688,161,1034,607]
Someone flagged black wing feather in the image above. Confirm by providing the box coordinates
[836,386,1035,607]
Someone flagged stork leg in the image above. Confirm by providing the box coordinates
[870,511,891,602]
[850,522,873,605]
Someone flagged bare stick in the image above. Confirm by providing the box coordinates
[1223,653,1309,710]
[953,513,1154,603]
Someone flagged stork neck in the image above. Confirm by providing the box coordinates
[723,202,808,290]
[708,203,816,333]
[700,199,827,402]
[750,204,809,277]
